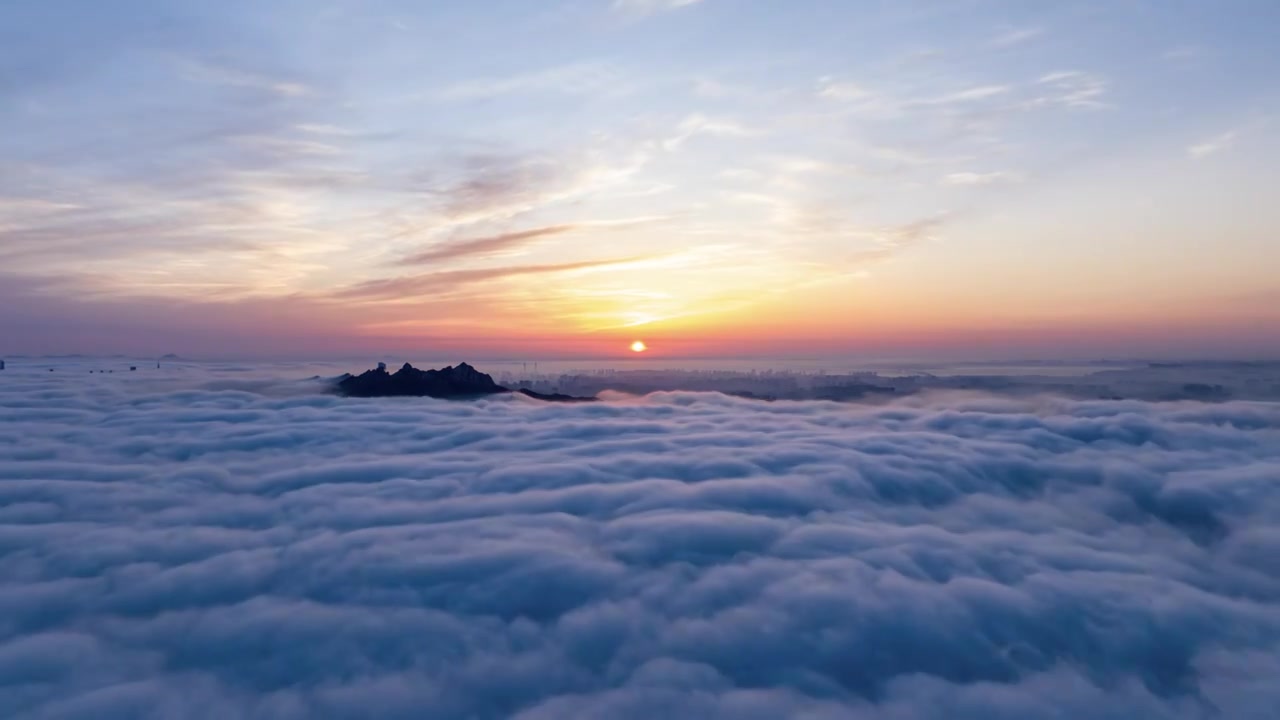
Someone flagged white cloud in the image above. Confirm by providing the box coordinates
[991,27,1044,47]
[1030,71,1108,109]
[815,77,904,119]
[437,63,625,102]
[942,171,1022,186]
[231,134,343,157]
[0,197,79,215]
[613,0,704,16]
[0,363,1278,717]
[1163,46,1205,62]
[920,85,1011,105]
[818,79,870,102]
[693,77,777,102]
[1189,131,1237,159]
[295,123,361,137]
[663,114,758,150]
[178,59,313,98]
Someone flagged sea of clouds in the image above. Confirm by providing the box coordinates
[1,362,1279,718]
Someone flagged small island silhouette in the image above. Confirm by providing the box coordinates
[335,362,595,402]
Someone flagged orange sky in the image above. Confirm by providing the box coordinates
[2,1,1278,359]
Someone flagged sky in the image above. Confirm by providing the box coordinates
[1,0,1278,360]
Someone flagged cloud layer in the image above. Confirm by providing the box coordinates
[1,366,1279,718]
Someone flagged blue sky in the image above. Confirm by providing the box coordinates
[1,0,1278,357]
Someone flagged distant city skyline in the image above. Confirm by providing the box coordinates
[2,0,1278,359]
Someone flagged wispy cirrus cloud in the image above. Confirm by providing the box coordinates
[991,26,1044,47]
[1163,45,1206,62]
[1029,71,1108,109]
[817,79,871,102]
[942,170,1022,186]
[1188,130,1237,159]
[400,225,580,266]
[613,0,704,16]
[914,84,1012,106]
[177,58,314,98]
[435,62,627,102]
[818,72,1107,118]
[379,148,654,251]
[333,255,660,302]
[401,216,665,266]
[662,113,759,150]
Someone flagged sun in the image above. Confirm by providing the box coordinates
[630,340,648,353]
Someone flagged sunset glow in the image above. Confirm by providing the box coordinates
[0,1,1277,359]
[630,340,648,353]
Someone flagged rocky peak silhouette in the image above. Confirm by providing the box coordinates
[336,362,595,402]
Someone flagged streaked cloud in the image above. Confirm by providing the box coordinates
[942,171,1022,186]
[1162,46,1207,62]
[1030,71,1108,109]
[333,255,660,302]
[1189,130,1237,158]
[991,26,1044,47]
[435,63,626,102]
[918,84,1012,105]
[613,0,704,16]
[178,59,313,98]
[401,225,580,265]
[0,197,79,217]
[817,80,871,102]
[663,113,758,149]
[399,217,662,266]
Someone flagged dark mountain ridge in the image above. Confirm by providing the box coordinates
[335,362,595,402]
